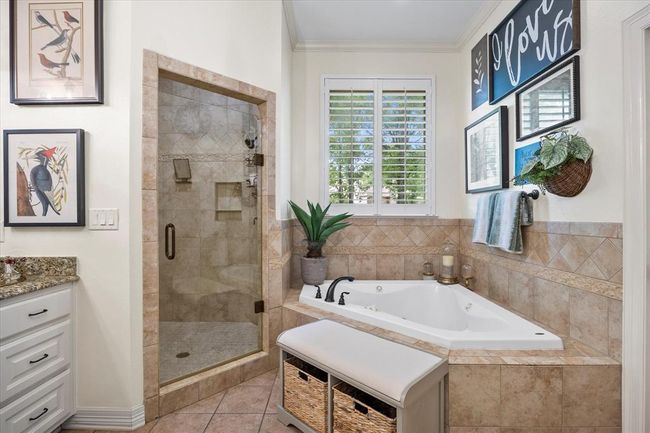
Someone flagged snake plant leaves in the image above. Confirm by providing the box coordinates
[288,200,352,243]
[539,140,569,169]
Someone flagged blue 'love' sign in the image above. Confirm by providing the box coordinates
[489,0,580,104]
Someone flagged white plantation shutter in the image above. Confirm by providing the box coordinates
[381,89,428,206]
[323,78,433,216]
[327,88,375,206]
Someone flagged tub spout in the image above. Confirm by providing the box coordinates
[325,276,355,302]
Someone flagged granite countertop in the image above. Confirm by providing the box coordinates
[0,275,79,301]
[0,257,78,301]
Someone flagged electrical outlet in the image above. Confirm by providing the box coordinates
[88,208,119,230]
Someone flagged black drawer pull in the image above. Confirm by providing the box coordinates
[28,309,48,317]
[298,371,308,381]
[29,353,49,364]
[354,402,368,415]
[29,407,48,421]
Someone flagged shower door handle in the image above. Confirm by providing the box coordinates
[165,223,176,260]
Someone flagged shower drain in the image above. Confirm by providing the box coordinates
[176,352,190,359]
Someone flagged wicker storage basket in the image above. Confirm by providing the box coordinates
[333,382,397,433]
[544,159,592,197]
[283,357,328,433]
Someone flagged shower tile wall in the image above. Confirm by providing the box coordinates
[158,78,261,325]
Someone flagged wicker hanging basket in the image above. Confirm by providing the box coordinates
[543,159,592,197]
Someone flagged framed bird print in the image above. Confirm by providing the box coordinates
[9,0,103,105]
[3,129,85,227]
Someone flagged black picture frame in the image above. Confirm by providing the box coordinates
[9,0,104,105]
[515,56,580,142]
[471,34,489,111]
[488,0,580,104]
[3,129,85,227]
[464,106,509,194]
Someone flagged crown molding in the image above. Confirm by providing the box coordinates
[283,0,298,50]
[293,40,459,53]
[282,0,502,54]
[455,0,502,50]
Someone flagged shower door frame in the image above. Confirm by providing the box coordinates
[141,50,287,423]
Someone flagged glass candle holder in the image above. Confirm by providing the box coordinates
[438,241,458,284]
[422,262,435,280]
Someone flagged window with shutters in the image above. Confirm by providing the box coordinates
[322,77,434,216]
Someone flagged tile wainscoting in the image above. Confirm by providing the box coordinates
[286,217,623,431]
[459,220,622,361]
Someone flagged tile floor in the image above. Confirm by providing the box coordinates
[159,321,259,383]
[63,369,299,433]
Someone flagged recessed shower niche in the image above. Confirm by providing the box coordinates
[157,76,263,384]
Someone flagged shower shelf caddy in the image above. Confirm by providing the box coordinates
[276,320,448,433]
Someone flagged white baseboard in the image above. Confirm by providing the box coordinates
[63,405,145,431]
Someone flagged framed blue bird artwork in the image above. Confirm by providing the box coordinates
[3,129,85,227]
[9,0,103,105]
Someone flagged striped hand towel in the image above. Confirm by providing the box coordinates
[472,191,534,254]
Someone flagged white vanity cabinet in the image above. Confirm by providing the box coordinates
[0,284,75,433]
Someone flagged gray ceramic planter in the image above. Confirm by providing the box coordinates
[300,256,329,285]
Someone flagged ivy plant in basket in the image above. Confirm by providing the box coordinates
[289,200,352,285]
[514,129,593,197]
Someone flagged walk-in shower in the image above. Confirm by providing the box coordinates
[157,77,263,384]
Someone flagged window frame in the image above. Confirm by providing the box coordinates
[321,75,436,216]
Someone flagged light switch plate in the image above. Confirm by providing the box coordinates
[89,208,119,230]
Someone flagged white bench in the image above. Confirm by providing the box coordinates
[276,320,448,433]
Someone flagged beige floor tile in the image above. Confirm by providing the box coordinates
[259,414,301,432]
[242,369,278,389]
[175,391,225,414]
[265,377,282,414]
[149,413,212,433]
[217,384,272,414]
[204,414,263,433]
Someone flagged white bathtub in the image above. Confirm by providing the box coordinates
[299,280,563,350]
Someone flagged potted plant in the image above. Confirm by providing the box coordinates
[289,200,352,285]
[514,129,593,197]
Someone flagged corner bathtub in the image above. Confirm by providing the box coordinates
[299,280,563,350]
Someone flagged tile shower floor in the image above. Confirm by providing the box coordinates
[63,369,299,433]
[159,321,260,383]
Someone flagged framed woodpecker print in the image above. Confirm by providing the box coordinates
[9,0,103,105]
[3,129,85,227]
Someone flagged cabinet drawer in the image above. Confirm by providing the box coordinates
[0,320,72,404]
[0,288,72,340]
[0,369,72,433]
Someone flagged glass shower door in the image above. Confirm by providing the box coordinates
[157,76,262,385]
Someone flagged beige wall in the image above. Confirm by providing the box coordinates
[459,0,649,222]
[1,0,292,415]
[290,51,464,218]
[0,0,141,409]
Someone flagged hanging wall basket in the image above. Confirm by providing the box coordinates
[543,159,592,197]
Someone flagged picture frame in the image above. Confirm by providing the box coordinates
[3,129,85,227]
[515,56,580,141]
[489,0,580,104]
[514,141,542,184]
[471,34,489,111]
[9,0,104,105]
[465,106,509,193]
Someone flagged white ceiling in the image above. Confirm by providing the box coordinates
[284,0,500,52]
